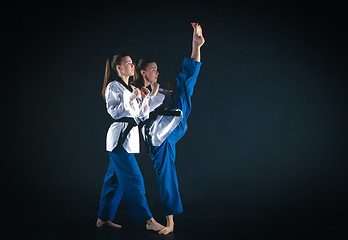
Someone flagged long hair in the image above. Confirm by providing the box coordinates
[101,53,128,101]
[131,58,156,89]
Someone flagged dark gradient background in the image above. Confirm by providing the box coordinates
[3,2,348,239]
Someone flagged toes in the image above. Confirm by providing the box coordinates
[106,221,122,228]
[146,223,165,232]
[158,227,167,235]
[158,227,172,235]
[112,223,122,228]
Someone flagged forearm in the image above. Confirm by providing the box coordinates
[148,93,165,112]
[107,93,142,119]
[139,97,150,120]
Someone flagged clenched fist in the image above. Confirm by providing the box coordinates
[130,88,141,102]
[150,82,160,96]
[141,86,150,99]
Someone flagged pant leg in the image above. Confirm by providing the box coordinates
[109,146,153,222]
[169,58,202,143]
[148,58,201,215]
[150,139,183,216]
[98,162,123,221]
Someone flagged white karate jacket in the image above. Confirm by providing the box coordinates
[105,80,182,153]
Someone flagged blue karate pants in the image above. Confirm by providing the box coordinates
[149,58,202,216]
[97,146,153,222]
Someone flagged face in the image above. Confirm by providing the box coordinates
[117,56,134,77]
[141,62,159,83]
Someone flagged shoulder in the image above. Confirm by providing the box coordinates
[105,80,125,102]
[107,80,123,93]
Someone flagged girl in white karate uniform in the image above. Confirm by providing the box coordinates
[96,54,165,231]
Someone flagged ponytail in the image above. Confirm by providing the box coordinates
[101,58,112,100]
[101,53,128,101]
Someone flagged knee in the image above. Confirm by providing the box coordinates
[119,174,145,190]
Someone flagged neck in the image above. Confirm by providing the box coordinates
[119,75,130,85]
[144,78,151,87]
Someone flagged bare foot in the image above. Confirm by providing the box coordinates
[146,218,165,232]
[191,22,205,47]
[96,218,122,228]
[158,225,174,235]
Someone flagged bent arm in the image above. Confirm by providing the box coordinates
[138,96,150,120]
[148,92,165,112]
[106,84,142,120]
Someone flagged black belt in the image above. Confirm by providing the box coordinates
[114,117,138,150]
[113,108,181,153]
[113,117,148,153]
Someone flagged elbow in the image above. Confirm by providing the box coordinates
[140,108,150,119]
[159,94,165,103]
[110,113,119,120]
[107,110,120,120]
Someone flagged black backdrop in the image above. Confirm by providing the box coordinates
[3,2,348,239]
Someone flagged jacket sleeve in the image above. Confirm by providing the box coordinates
[105,83,142,120]
[148,92,165,112]
[138,96,150,121]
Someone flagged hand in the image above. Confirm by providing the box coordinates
[130,88,141,102]
[191,22,205,47]
[141,86,150,99]
[150,82,160,96]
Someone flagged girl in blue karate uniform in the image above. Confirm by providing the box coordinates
[96,54,165,231]
[132,22,205,235]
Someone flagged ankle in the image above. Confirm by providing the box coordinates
[166,215,174,226]
[147,218,154,224]
[96,219,104,227]
[166,220,174,227]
